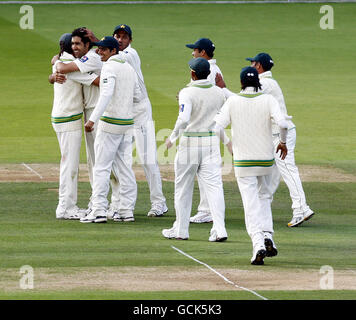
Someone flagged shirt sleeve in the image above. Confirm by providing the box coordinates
[88,68,116,123]
[168,89,193,143]
[269,95,285,124]
[66,70,98,86]
[222,87,236,99]
[118,48,143,81]
[260,78,273,95]
[73,52,102,74]
[214,98,232,128]
[269,95,288,142]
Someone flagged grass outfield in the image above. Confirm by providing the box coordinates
[0,180,355,299]
[0,3,355,173]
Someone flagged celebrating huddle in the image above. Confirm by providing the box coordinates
[49,26,314,265]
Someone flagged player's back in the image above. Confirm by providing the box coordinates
[182,81,225,134]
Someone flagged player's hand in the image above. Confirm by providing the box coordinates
[84,28,99,42]
[55,72,66,84]
[84,120,95,132]
[226,141,233,155]
[51,54,59,65]
[276,142,288,160]
[215,73,226,88]
[165,138,173,149]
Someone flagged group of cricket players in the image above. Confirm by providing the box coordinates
[50,25,315,265]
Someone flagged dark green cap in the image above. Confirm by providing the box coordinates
[188,57,210,78]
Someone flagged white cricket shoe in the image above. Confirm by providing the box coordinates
[106,205,119,220]
[303,210,315,222]
[56,213,66,220]
[62,207,87,220]
[80,211,97,223]
[147,203,168,217]
[208,229,228,242]
[80,210,107,223]
[190,211,213,224]
[112,212,135,222]
[287,214,305,227]
[162,227,188,240]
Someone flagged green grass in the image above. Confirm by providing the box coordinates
[0,3,355,172]
[1,290,356,300]
[0,180,355,299]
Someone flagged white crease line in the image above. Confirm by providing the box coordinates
[22,163,43,180]
[171,245,268,300]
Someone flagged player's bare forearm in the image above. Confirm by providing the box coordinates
[51,54,59,65]
[85,28,99,42]
[215,73,226,88]
[92,76,100,87]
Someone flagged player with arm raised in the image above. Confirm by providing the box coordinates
[185,37,227,225]
[50,33,98,220]
[54,27,102,214]
[112,24,168,218]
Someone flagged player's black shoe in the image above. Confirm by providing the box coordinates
[251,249,266,265]
[264,238,278,257]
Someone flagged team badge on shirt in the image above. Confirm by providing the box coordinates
[79,56,89,63]
[179,104,184,112]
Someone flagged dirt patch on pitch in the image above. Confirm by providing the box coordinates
[1,266,356,293]
[0,163,355,183]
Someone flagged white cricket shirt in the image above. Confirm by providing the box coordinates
[214,87,287,177]
[89,54,141,134]
[52,52,97,132]
[259,71,295,134]
[170,79,226,147]
[74,48,102,110]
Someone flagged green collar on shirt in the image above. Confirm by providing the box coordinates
[190,83,213,89]
[111,58,125,64]
[237,92,264,98]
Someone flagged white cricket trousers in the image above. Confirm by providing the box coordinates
[174,143,227,239]
[237,175,274,242]
[110,120,166,208]
[91,130,137,215]
[56,129,82,214]
[270,128,312,216]
[84,108,123,210]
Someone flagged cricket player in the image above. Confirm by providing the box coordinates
[246,53,314,227]
[185,37,224,224]
[54,28,103,213]
[213,66,288,265]
[162,57,229,241]
[49,33,99,220]
[80,36,141,223]
[112,24,168,218]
